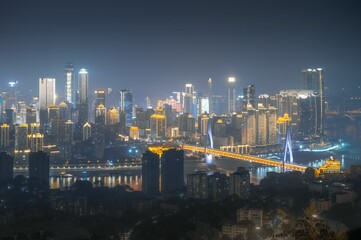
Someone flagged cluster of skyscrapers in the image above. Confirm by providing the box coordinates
[0,65,326,166]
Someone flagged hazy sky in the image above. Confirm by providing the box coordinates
[1,0,360,105]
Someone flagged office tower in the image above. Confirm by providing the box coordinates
[161,148,184,195]
[267,106,277,144]
[141,149,160,196]
[187,171,208,199]
[241,110,256,146]
[0,124,10,150]
[48,105,60,145]
[229,167,250,199]
[30,133,44,152]
[59,101,69,121]
[150,108,167,139]
[198,113,209,136]
[243,84,256,110]
[183,83,194,114]
[15,124,28,151]
[256,104,267,145]
[228,77,236,114]
[5,108,15,125]
[208,172,230,200]
[26,107,37,124]
[95,89,106,107]
[78,69,89,125]
[212,95,226,115]
[208,78,213,114]
[119,89,133,127]
[17,101,27,124]
[39,78,56,124]
[83,122,92,141]
[8,81,18,112]
[94,104,106,159]
[61,120,73,161]
[302,68,325,135]
[65,63,76,105]
[28,151,50,186]
[0,152,13,182]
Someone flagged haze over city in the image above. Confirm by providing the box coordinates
[1,0,361,101]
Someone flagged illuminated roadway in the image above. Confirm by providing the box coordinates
[13,164,141,173]
[182,144,307,172]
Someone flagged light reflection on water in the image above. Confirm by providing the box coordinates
[50,174,142,190]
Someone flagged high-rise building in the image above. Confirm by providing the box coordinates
[26,106,37,124]
[183,83,194,114]
[229,167,250,199]
[208,78,213,114]
[29,151,50,187]
[39,78,56,124]
[141,149,160,196]
[228,77,236,114]
[78,69,89,125]
[94,104,106,159]
[150,108,167,139]
[83,122,92,141]
[119,89,133,127]
[15,124,28,151]
[48,105,60,145]
[0,124,10,150]
[95,89,106,107]
[187,171,208,199]
[302,68,325,135]
[208,172,230,200]
[243,85,256,110]
[161,148,184,196]
[0,152,13,182]
[63,120,73,161]
[30,133,44,152]
[65,63,76,105]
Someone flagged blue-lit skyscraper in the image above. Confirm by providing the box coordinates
[65,63,76,106]
[78,69,89,126]
[119,89,133,127]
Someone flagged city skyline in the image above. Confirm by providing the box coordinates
[1,0,361,101]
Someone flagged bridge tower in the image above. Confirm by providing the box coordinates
[205,118,214,164]
[283,126,294,172]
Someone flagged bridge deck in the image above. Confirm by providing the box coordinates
[182,144,306,172]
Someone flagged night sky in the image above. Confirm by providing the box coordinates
[1,0,360,104]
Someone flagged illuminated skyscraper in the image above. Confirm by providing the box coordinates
[228,77,236,114]
[30,133,44,152]
[302,68,325,135]
[208,78,213,114]
[48,105,60,145]
[65,63,76,105]
[95,89,106,107]
[0,124,10,150]
[119,89,133,127]
[183,83,194,114]
[78,69,89,125]
[243,84,256,110]
[15,124,28,151]
[39,78,56,124]
[83,122,92,141]
[150,108,167,139]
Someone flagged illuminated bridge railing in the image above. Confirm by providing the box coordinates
[182,144,306,172]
